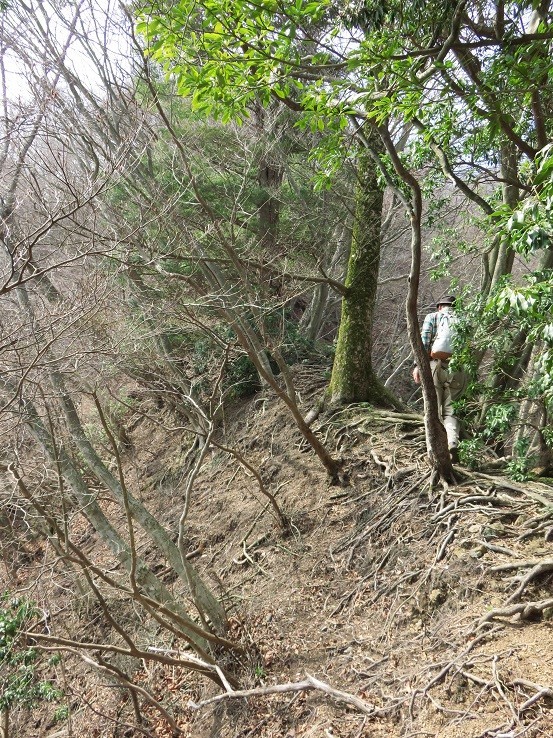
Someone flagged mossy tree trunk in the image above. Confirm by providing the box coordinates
[329,143,399,408]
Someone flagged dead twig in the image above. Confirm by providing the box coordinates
[62,647,183,735]
[414,626,503,701]
[491,655,518,721]
[435,528,456,563]
[489,559,543,573]
[477,541,518,557]
[370,449,392,477]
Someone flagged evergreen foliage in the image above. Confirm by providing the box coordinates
[0,596,63,712]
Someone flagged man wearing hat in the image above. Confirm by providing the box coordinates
[412,295,468,463]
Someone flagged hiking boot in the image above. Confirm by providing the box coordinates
[449,446,460,464]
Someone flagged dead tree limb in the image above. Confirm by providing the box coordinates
[187,673,398,717]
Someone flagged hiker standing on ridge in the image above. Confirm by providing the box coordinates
[412,295,468,464]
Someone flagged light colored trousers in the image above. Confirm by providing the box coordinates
[430,359,468,448]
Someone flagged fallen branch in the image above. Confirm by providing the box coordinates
[471,472,553,507]
[188,673,391,717]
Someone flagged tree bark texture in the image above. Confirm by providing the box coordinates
[257,157,283,251]
[489,139,519,291]
[377,125,454,480]
[329,145,397,407]
[3,393,213,656]
[0,708,8,738]
[254,103,284,252]
[48,368,227,634]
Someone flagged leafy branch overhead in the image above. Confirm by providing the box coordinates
[136,0,553,477]
[137,0,553,147]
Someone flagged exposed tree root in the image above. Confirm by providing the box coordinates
[478,597,553,628]
[504,558,553,604]
[310,409,553,735]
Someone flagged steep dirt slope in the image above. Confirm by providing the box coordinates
[115,377,553,738]
[3,371,553,738]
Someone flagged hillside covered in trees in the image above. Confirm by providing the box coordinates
[0,1,552,736]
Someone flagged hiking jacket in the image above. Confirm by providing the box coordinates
[421,311,440,356]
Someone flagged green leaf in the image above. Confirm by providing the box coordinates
[506,210,525,231]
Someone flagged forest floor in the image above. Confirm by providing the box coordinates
[7,367,553,738]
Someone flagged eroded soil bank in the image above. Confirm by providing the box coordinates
[5,381,553,738]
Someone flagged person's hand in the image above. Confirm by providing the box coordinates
[412,366,421,384]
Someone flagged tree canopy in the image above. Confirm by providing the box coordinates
[137,0,553,476]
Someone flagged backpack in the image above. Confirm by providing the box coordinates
[430,310,457,360]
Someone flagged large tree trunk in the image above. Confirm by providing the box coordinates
[329,144,399,408]
[478,144,548,431]
[513,347,552,471]
[257,157,283,251]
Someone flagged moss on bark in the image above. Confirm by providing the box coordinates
[329,144,400,409]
